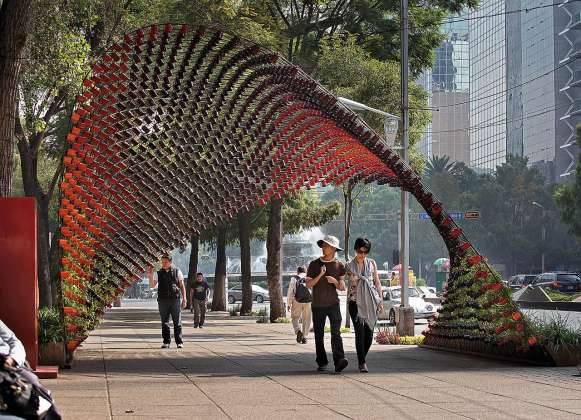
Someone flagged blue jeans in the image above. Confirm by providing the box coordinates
[158,298,182,344]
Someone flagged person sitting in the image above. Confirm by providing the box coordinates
[0,320,61,419]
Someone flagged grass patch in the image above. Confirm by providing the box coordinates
[274,317,291,323]
[545,290,581,302]
[228,304,241,316]
[324,326,351,333]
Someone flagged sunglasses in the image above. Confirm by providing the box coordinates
[356,248,369,255]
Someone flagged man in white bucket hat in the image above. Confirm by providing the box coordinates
[306,235,348,373]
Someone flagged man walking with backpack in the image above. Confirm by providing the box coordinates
[147,254,186,348]
[287,266,312,344]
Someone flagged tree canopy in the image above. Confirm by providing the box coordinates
[555,124,581,241]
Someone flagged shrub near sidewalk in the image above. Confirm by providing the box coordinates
[38,307,65,366]
[375,329,425,345]
[528,314,581,366]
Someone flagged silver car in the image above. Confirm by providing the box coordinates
[227,285,270,304]
[379,286,437,324]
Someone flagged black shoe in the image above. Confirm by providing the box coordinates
[194,324,199,328]
[359,363,368,373]
[335,358,348,373]
[317,364,328,372]
[296,331,303,343]
[199,325,203,329]
[301,337,307,344]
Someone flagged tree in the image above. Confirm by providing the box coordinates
[211,226,227,311]
[187,232,199,308]
[268,0,478,75]
[424,155,458,179]
[238,210,253,315]
[15,0,91,307]
[0,0,33,195]
[13,0,196,307]
[555,124,581,241]
[266,198,285,322]
[315,36,430,170]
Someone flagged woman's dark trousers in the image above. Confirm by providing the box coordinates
[349,301,373,365]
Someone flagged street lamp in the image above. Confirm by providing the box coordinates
[336,97,400,146]
[336,97,401,250]
[531,201,546,273]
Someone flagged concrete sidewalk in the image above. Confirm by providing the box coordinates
[44,306,581,420]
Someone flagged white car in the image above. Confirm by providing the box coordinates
[379,286,437,324]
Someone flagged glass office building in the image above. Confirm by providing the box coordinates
[419,15,471,164]
[469,0,507,173]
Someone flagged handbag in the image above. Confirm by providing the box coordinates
[0,365,39,418]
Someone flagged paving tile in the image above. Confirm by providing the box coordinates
[47,307,581,420]
[221,404,344,420]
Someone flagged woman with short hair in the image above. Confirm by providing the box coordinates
[346,238,383,373]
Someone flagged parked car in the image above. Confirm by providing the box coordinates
[507,274,538,291]
[416,286,438,299]
[228,284,270,304]
[533,272,581,293]
[379,286,437,324]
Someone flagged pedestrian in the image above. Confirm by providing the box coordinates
[390,271,398,286]
[306,235,348,373]
[287,266,312,344]
[191,272,210,328]
[147,254,186,348]
[1,320,62,419]
[346,238,383,373]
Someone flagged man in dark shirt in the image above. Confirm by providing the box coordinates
[147,254,186,348]
[190,272,210,328]
[306,235,348,373]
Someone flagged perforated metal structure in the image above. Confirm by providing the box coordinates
[59,24,541,361]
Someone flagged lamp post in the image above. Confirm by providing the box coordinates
[336,97,399,144]
[531,201,546,273]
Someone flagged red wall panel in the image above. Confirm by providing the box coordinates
[0,198,38,369]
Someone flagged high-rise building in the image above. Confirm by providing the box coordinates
[469,0,579,182]
[469,0,507,173]
[419,16,471,164]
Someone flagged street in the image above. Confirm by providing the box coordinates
[123,298,430,336]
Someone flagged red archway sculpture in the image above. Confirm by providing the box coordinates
[58,24,546,362]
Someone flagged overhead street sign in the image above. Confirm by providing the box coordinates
[419,212,464,220]
[464,211,480,220]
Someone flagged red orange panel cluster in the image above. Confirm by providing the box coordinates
[58,24,535,360]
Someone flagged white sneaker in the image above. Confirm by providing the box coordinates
[161,343,170,349]
[177,343,183,349]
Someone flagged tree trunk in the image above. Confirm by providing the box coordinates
[17,139,52,307]
[238,210,253,315]
[267,199,285,322]
[37,194,52,307]
[211,227,227,311]
[0,0,33,196]
[49,226,62,307]
[186,233,199,309]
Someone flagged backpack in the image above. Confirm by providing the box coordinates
[294,277,312,303]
